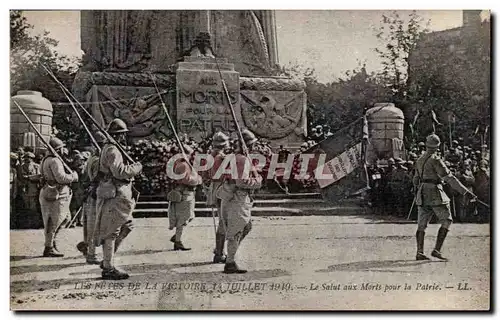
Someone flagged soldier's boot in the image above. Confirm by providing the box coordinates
[415,231,430,261]
[43,247,64,258]
[213,233,226,264]
[170,235,176,243]
[223,262,247,274]
[431,227,449,261]
[173,226,191,251]
[101,239,129,280]
[76,241,88,256]
[224,238,246,273]
[174,242,191,251]
[114,227,132,253]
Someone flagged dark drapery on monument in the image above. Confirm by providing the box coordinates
[81,11,153,72]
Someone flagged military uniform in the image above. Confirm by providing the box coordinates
[19,152,41,214]
[95,119,142,280]
[217,129,262,274]
[206,132,230,263]
[413,134,472,261]
[167,146,202,251]
[77,153,101,264]
[39,137,79,257]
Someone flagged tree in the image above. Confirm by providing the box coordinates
[10,10,80,101]
[374,11,429,100]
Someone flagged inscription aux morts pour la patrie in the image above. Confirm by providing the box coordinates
[178,75,238,134]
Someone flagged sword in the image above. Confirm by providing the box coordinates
[406,196,416,220]
[66,206,83,228]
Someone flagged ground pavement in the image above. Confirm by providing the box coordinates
[10,215,490,311]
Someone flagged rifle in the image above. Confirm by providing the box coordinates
[40,64,101,153]
[41,64,135,164]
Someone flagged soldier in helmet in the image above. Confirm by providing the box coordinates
[167,144,202,251]
[413,134,476,261]
[217,129,262,273]
[76,131,107,264]
[206,132,231,263]
[95,119,143,280]
[39,137,79,257]
[19,152,41,221]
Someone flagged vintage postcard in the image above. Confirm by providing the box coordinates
[9,9,491,311]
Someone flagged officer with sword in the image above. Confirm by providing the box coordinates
[413,134,478,261]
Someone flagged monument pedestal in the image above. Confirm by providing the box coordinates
[176,56,240,142]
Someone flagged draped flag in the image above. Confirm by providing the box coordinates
[310,117,369,204]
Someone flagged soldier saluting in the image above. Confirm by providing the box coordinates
[413,134,476,261]
[217,129,262,274]
[95,119,143,280]
[39,137,79,257]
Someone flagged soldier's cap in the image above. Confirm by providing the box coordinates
[475,150,481,154]
[425,134,441,148]
[452,140,458,144]
[394,157,404,163]
[311,128,317,132]
[418,142,425,147]
[457,146,462,150]
[406,161,414,166]
[388,158,395,164]
[107,118,129,134]
[212,132,230,148]
[482,144,488,148]
[241,129,258,145]
[49,137,65,151]
[10,152,18,160]
[316,125,323,130]
[23,152,36,159]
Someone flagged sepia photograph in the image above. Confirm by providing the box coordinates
[8,8,491,311]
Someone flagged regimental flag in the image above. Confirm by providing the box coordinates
[310,118,369,204]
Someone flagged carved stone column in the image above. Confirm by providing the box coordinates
[259,10,279,66]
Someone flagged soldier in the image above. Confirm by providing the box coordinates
[77,132,107,264]
[204,132,231,263]
[95,119,142,280]
[167,144,202,251]
[39,137,79,257]
[413,134,475,261]
[217,129,262,274]
[417,142,426,156]
[69,153,87,228]
[474,160,490,223]
[19,152,41,215]
[10,153,19,228]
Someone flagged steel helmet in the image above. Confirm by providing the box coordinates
[418,142,425,147]
[241,129,258,145]
[49,137,65,151]
[107,118,129,134]
[212,132,230,148]
[394,157,404,164]
[425,134,441,148]
[388,158,395,164]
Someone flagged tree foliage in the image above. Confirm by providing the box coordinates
[10,10,80,101]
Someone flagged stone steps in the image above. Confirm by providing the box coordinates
[133,192,368,218]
